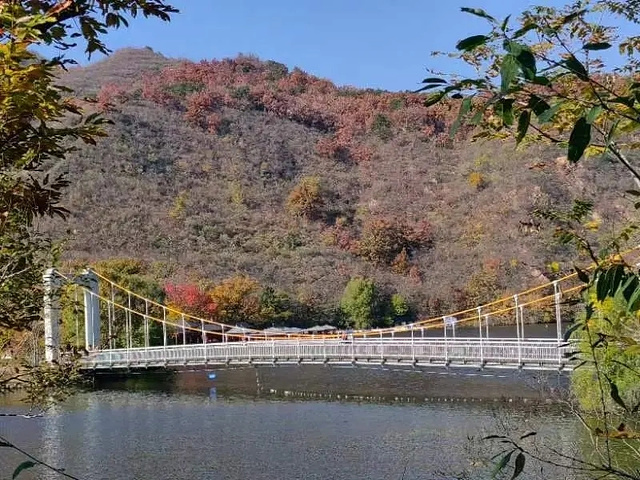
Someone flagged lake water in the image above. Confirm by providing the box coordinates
[0,364,598,480]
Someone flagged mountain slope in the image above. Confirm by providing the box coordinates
[42,48,637,317]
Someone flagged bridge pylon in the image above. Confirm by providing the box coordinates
[43,268,62,363]
[82,270,100,352]
[43,268,101,363]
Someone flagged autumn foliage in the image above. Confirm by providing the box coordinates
[208,275,261,324]
[356,218,432,266]
[109,55,455,163]
[286,176,324,218]
[165,283,217,318]
[163,276,265,325]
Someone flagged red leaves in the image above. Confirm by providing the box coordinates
[96,83,128,111]
[131,55,457,155]
[164,283,217,318]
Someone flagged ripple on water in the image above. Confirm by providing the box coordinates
[1,367,578,480]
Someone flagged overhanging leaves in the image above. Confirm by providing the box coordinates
[505,41,536,80]
[461,7,496,23]
[515,110,530,145]
[495,98,515,126]
[500,54,518,92]
[583,42,612,50]
[564,321,584,342]
[537,102,563,123]
[456,34,490,51]
[423,91,447,107]
[12,461,36,479]
[492,450,514,478]
[564,55,588,81]
[586,105,603,124]
[575,266,590,284]
[511,452,526,479]
[421,77,448,85]
[450,97,473,137]
[567,117,591,162]
[527,94,551,117]
[606,375,629,412]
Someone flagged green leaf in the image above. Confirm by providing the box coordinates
[423,91,446,108]
[456,34,490,51]
[583,42,612,51]
[492,450,514,478]
[513,23,537,39]
[421,77,448,84]
[495,98,514,126]
[594,265,625,302]
[451,97,473,137]
[527,94,550,117]
[532,76,550,86]
[500,15,511,32]
[460,7,496,23]
[608,264,625,297]
[505,42,536,81]
[626,280,640,312]
[565,55,588,81]
[564,321,584,341]
[538,102,563,123]
[12,461,36,479]
[574,360,588,370]
[585,303,594,321]
[567,117,591,162]
[595,269,611,302]
[586,106,603,124]
[515,110,530,145]
[511,452,526,479]
[415,83,443,91]
[619,336,638,346]
[613,96,635,108]
[607,376,629,412]
[621,275,639,301]
[516,49,536,81]
[606,119,620,146]
[500,54,518,92]
[575,266,590,284]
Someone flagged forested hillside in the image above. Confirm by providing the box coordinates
[42,47,637,324]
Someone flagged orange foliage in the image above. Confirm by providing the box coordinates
[209,275,260,324]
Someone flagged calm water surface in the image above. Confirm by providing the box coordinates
[1,366,584,480]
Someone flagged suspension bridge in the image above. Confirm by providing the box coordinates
[41,262,596,372]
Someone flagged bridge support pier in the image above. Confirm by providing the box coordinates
[43,268,62,363]
[82,270,100,351]
[43,268,101,363]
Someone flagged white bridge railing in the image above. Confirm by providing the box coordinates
[82,338,575,371]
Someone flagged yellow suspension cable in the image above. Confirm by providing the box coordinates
[67,245,639,341]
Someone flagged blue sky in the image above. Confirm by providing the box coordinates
[60,0,568,91]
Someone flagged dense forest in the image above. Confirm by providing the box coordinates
[42,47,636,326]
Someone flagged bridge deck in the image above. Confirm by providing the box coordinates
[82,338,574,371]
